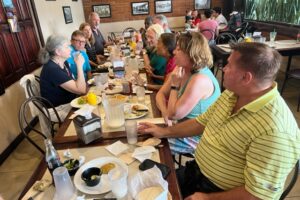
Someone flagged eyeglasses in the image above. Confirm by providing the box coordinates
[72,38,86,44]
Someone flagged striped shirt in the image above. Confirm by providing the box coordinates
[195,83,300,200]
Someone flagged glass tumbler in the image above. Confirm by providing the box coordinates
[108,168,128,199]
[269,31,277,47]
[53,167,75,200]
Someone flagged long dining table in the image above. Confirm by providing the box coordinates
[211,40,300,90]
[18,72,182,200]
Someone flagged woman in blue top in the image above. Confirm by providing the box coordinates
[156,32,221,154]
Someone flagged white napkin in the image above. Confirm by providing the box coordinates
[132,85,153,94]
[70,105,96,119]
[132,146,156,162]
[129,166,168,200]
[105,141,129,156]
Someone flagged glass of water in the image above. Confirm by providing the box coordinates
[269,31,277,47]
[125,120,137,145]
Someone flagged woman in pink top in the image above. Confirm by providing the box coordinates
[198,9,218,42]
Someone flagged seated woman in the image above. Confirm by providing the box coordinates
[156,32,221,154]
[39,35,87,119]
[79,22,102,69]
[143,24,167,85]
[139,33,176,91]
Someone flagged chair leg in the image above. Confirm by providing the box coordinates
[280,76,288,95]
[297,93,300,112]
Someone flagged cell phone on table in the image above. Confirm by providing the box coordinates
[139,159,171,179]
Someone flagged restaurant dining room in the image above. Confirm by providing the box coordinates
[0,0,300,199]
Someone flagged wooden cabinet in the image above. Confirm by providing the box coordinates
[0,0,40,89]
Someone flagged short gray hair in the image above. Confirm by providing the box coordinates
[154,14,168,25]
[88,12,99,21]
[38,35,68,64]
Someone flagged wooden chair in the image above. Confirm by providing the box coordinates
[18,96,61,154]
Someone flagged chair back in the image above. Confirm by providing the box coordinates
[200,29,216,45]
[122,27,137,38]
[18,96,61,154]
[280,160,299,200]
[216,32,237,44]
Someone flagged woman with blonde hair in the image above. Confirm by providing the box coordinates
[156,32,220,154]
[79,22,101,68]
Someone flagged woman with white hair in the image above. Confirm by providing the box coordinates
[39,34,87,108]
[143,24,167,84]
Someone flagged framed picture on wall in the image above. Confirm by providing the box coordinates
[195,0,211,9]
[62,6,73,24]
[92,4,111,18]
[131,1,149,16]
[155,0,172,14]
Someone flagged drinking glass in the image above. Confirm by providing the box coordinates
[125,120,137,145]
[136,86,145,104]
[269,31,277,47]
[53,167,76,200]
[108,168,128,199]
[103,98,125,128]
[245,32,252,39]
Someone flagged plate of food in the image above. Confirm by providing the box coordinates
[105,83,123,94]
[124,103,149,119]
[70,93,101,108]
[73,157,128,195]
[114,94,129,102]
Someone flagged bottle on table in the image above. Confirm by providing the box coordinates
[45,139,62,176]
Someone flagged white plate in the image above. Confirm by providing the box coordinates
[105,85,123,94]
[74,157,128,195]
[70,96,101,108]
[124,103,149,119]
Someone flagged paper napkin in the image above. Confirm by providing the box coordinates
[132,146,156,162]
[105,141,129,156]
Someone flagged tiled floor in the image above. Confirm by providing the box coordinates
[0,57,300,200]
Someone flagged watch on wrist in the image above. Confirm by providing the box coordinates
[144,83,148,88]
[171,86,180,91]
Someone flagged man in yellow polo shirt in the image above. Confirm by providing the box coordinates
[140,42,300,200]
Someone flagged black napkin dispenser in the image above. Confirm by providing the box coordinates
[73,113,102,144]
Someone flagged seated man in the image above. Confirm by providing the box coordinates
[66,30,92,81]
[140,42,300,200]
[212,7,228,31]
[153,14,172,33]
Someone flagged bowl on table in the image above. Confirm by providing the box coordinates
[81,167,102,187]
[63,159,80,176]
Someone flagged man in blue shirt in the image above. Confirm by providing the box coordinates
[66,30,92,81]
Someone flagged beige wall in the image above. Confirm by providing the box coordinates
[100,16,185,39]
[33,0,86,40]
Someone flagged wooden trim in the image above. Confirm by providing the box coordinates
[247,20,299,39]
[29,0,44,46]
[0,116,39,165]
